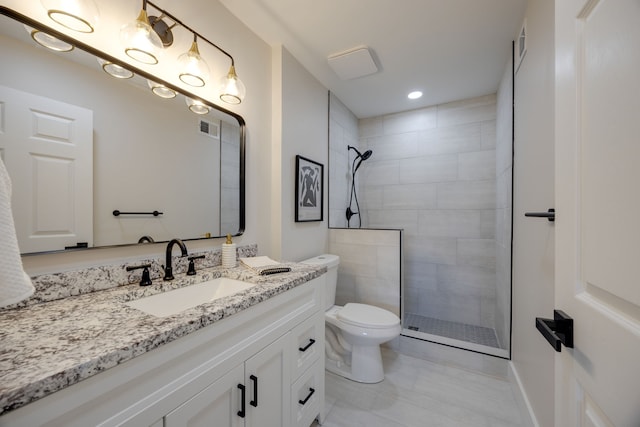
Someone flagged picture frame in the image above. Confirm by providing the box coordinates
[295,155,324,222]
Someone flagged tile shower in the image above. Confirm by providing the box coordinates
[329,81,513,358]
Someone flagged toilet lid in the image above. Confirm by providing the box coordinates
[337,303,399,329]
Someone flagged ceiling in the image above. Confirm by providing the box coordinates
[220,0,527,119]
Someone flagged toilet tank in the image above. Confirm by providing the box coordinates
[300,254,340,311]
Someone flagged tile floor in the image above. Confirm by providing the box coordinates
[312,348,530,427]
[404,313,501,348]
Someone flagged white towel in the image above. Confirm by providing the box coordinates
[0,158,34,307]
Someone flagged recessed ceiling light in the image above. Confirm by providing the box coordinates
[408,91,423,100]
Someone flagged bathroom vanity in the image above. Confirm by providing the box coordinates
[0,264,325,427]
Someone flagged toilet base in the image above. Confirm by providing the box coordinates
[325,344,385,384]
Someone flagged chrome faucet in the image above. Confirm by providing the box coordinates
[163,238,188,281]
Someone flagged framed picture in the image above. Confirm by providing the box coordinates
[295,155,323,222]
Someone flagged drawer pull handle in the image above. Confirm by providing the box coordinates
[249,375,258,407]
[298,387,316,405]
[237,384,246,418]
[299,338,316,352]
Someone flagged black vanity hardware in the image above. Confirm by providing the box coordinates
[126,264,153,286]
[163,239,188,281]
[186,254,206,275]
[299,338,316,352]
[237,384,246,418]
[137,235,155,243]
[249,375,258,407]
[113,210,163,217]
[524,208,555,222]
[536,310,573,352]
[298,388,316,405]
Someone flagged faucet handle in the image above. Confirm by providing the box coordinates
[126,264,153,286]
[187,255,206,276]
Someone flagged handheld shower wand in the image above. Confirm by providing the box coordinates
[346,145,373,228]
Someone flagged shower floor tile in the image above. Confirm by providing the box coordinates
[404,313,500,348]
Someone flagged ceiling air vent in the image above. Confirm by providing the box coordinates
[199,119,219,139]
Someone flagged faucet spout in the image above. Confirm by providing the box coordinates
[164,238,188,281]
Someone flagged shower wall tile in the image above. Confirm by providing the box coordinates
[365,132,419,160]
[359,116,383,138]
[368,209,419,235]
[458,150,496,181]
[436,94,497,127]
[361,185,384,210]
[436,264,496,299]
[436,180,496,209]
[457,239,496,270]
[418,210,492,239]
[361,159,400,186]
[404,236,457,266]
[418,123,482,156]
[481,120,497,149]
[404,260,438,291]
[399,154,458,184]
[383,106,437,134]
[328,229,402,317]
[383,184,437,210]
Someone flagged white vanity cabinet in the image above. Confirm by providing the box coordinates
[0,276,325,427]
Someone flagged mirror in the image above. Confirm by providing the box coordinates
[0,9,245,254]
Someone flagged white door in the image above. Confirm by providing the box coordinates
[555,0,640,426]
[0,85,93,253]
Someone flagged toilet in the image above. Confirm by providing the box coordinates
[301,254,401,383]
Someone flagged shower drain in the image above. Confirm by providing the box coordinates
[407,325,419,331]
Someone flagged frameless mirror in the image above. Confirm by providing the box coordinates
[0,9,245,254]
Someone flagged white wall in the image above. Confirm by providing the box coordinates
[272,46,329,261]
[4,0,274,274]
[511,0,555,426]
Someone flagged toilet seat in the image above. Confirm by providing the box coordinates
[337,303,399,329]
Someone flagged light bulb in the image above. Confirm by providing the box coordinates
[147,80,177,99]
[41,0,100,33]
[120,9,163,65]
[219,65,246,104]
[178,39,210,87]
[185,97,210,115]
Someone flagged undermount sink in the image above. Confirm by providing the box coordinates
[125,277,255,317]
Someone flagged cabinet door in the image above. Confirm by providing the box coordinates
[164,363,244,427]
[244,333,291,427]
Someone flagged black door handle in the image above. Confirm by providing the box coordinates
[298,387,316,405]
[249,374,258,407]
[525,208,555,222]
[536,310,573,352]
[237,384,246,418]
[299,338,316,352]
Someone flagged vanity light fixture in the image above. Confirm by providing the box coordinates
[185,97,210,115]
[147,79,177,99]
[177,34,210,87]
[24,25,74,52]
[119,0,246,103]
[120,0,164,65]
[40,0,100,33]
[97,58,134,79]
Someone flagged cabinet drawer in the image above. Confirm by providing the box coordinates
[290,362,322,427]
[290,313,323,381]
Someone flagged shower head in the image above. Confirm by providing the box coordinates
[360,149,372,161]
[348,146,373,173]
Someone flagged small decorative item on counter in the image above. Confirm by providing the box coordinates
[222,234,237,268]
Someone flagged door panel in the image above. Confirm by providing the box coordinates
[0,85,93,253]
[555,0,640,426]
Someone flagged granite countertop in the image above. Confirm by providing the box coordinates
[0,263,325,416]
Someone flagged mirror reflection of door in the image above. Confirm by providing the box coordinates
[0,85,93,253]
